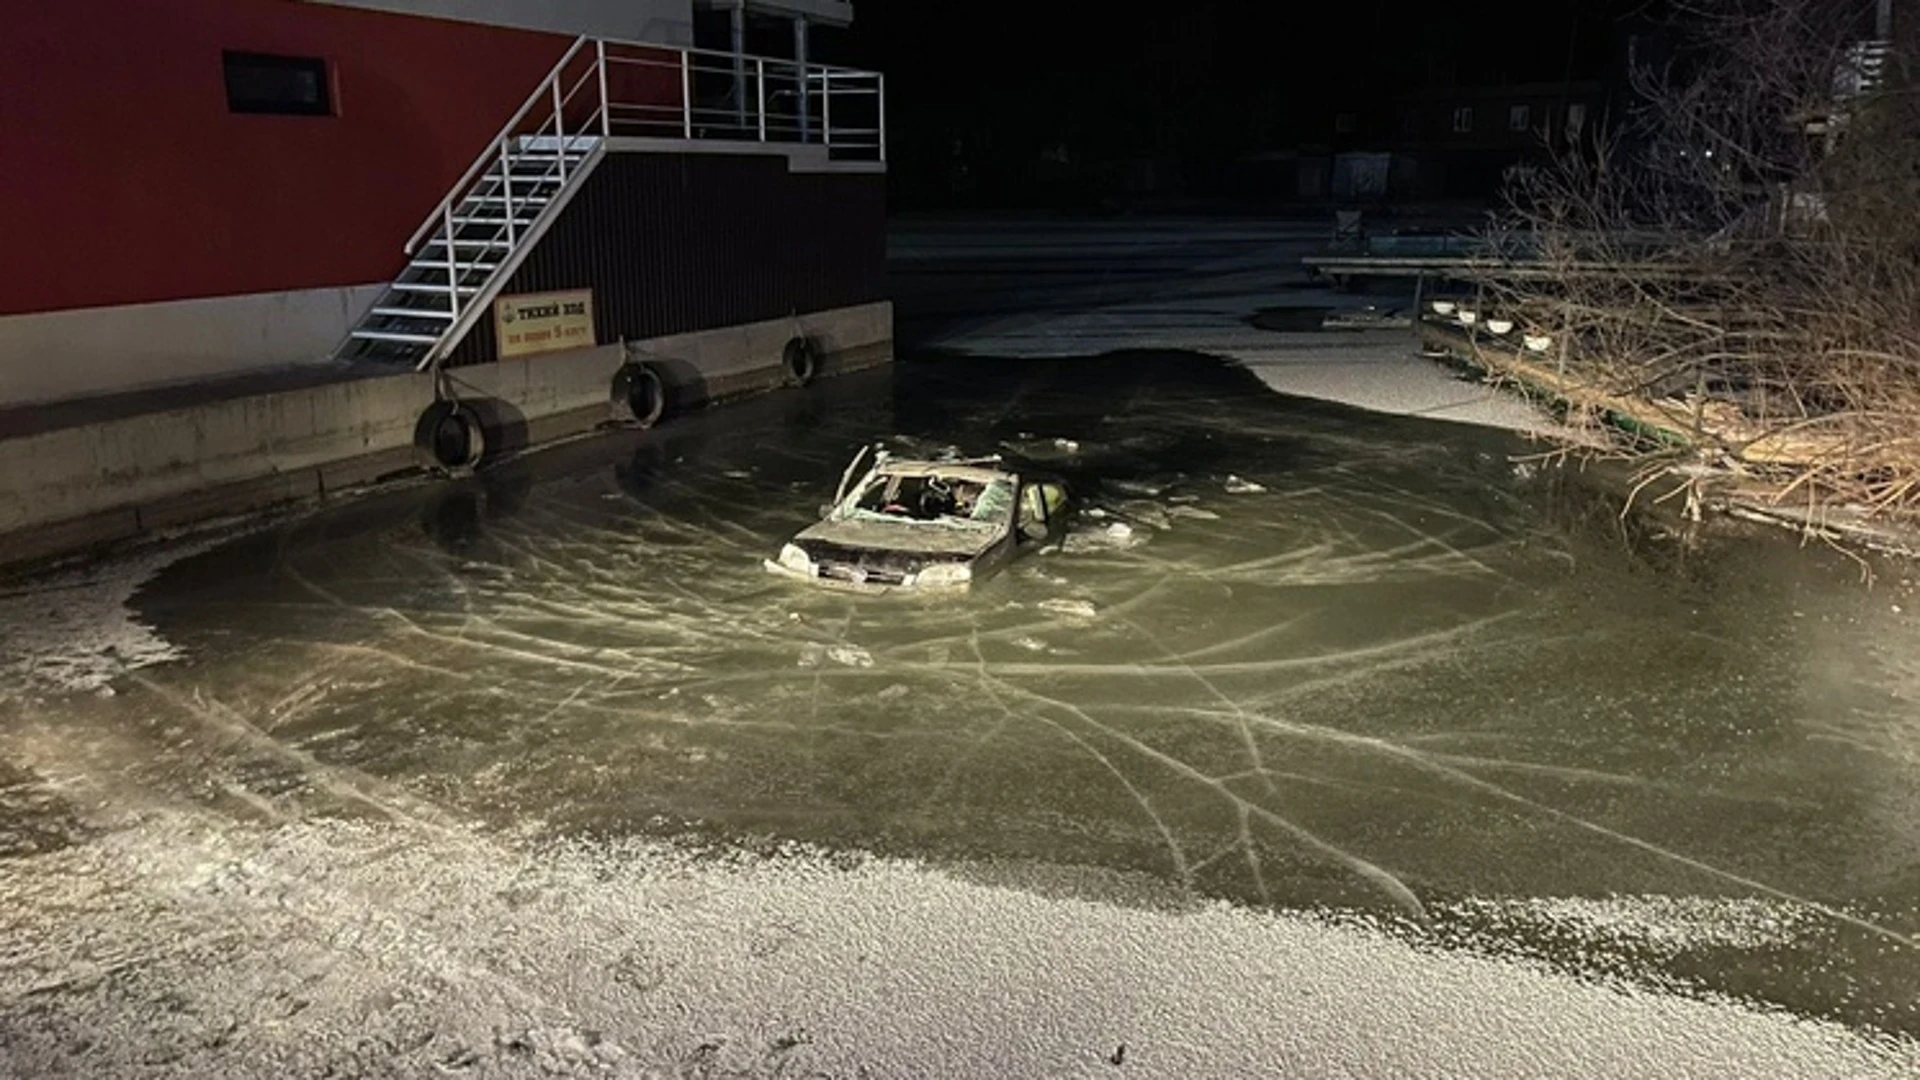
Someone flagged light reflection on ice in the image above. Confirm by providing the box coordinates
[12,353,1920,1032]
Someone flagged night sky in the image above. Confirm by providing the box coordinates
[825,1,1655,206]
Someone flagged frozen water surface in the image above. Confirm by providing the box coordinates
[4,224,1920,1075]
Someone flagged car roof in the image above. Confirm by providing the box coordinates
[872,460,1015,484]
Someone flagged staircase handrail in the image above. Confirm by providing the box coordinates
[405,35,590,256]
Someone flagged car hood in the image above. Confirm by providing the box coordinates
[794,518,1001,560]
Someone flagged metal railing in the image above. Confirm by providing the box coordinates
[405,36,884,264]
[375,35,884,370]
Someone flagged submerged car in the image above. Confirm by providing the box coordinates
[766,445,1069,592]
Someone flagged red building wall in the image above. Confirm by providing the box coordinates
[0,0,576,317]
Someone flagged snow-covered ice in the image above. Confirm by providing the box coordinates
[2,224,1918,1075]
[0,532,236,700]
[2,812,1915,1079]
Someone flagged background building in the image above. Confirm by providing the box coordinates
[0,0,882,407]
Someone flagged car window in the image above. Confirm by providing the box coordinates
[1036,482,1064,518]
[1018,484,1047,531]
[843,472,1008,528]
[1017,481,1065,536]
[970,479,1015,524]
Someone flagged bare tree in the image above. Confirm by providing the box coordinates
[1475,0,1920,523]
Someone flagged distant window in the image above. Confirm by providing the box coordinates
[1566,102,1587,135]
[1508,104,1531,131]
[1451,106,1474,133]
[1334,112,1357,134]
[223,51,332,116]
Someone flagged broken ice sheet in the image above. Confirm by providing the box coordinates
[1108,479,1167,498]
[1224,475,1267,494]
[796,644,875,668]
[826,646,874,668]
[1114,500,1172,530]
[1060,521,1141,554]
[1038,599,1098,620]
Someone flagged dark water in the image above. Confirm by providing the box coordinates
[7,351,1920,1035]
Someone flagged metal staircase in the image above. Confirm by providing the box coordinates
[332,35,887,372]
[341,133,603,369]
[336,40,608,370]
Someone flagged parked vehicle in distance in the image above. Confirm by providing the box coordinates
[765,444,1069,592]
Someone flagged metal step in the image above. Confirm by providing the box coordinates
[401,261,502,277]
[370,306,455,320]
[488,160,579,176]
[477,167,567,181]
[349,329,440,344]
[418,238,514,250]
[460,195,557,206]
[388,282,482,295]
[450,212,541,227]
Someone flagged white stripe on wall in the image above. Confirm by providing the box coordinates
[0,283,385,408]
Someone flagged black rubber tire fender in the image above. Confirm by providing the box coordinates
[414,400,486,473]
[782,336,819,388]
[611,361,667,428]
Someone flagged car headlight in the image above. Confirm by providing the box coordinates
[777,543,814,575]
[912,561,972,587]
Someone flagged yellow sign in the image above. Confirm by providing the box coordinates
[494,289,595,359]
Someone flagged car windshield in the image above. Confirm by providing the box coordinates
[839,472,1014,529]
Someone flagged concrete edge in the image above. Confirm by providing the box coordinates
[0,310,892,576]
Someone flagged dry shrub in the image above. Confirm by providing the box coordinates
[1480,0,1920,518]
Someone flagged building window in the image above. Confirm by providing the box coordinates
[1566,103,1588,135]
[223,51,332,116]
[1508,103,1531,132]
[1451,106,1474,133]
[1334,112,1357,134]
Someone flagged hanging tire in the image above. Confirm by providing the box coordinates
[610,361,667,428]
[782,336,819,388]
[414,401,486,474]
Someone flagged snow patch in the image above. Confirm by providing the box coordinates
[1443,895,1823,956]
[0,534,232,699]
[2,815,1915,1079]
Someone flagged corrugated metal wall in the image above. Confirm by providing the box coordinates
[449,152,885,366]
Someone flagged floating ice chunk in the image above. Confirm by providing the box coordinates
[827,646,875,668]
[723,469,753,479]
[1011,636,1050,652]
[1108,478,1167,498]
[1116,500,1171,530]
[1054,438,1080,452]
[1061,520,1143,553]
[1039,599,1098,620]
[1168,505,1220,521]
[1224,475,1267,494]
